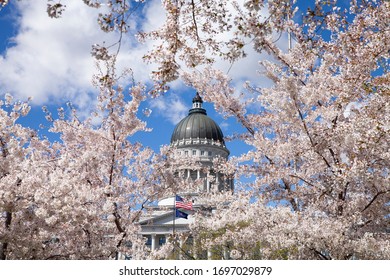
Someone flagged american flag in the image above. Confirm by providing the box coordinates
[175,195,193,210]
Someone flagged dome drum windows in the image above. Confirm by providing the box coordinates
[190,170,198,180]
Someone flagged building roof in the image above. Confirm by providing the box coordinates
[170,93,226,147]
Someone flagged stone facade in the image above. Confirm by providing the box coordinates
[138,93,233,258]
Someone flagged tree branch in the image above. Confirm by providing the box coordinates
[361,189,389,213]
[310,247,331,260]
[282,179,299,211]
[191,0,200,43]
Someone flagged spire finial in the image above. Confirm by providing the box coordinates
[192,92,203,109]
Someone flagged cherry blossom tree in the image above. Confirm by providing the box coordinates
[0,0,183,260]
[0,53,183,258]
[0,0,8,10]
[1,0,389,259]
[141,0,390,259]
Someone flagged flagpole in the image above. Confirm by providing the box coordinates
[173,194,176,237]
[173,194,176,258]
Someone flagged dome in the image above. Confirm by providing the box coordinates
[170,93,226,148]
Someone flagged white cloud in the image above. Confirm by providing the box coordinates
[149,94,188,125]
[343,101,363,118]
[166,0,286,94]
[0,0,288,119]
[0,0,165,109]
[219,121,230,131]
[1,1,100,104]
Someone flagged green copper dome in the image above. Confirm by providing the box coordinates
[170,93,226,147]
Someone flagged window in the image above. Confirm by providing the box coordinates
[190,170,198,180]
[184,150,188,156]
[208,151,212,156]
[146,236,151,246]
[159,236,166,246]
[192,150,196,156]
[201,150,205,156]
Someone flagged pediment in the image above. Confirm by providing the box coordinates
[139,210,193,226]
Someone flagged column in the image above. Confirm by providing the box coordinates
[179,239,185,260]
[193,239,198,260]
[223,247,229,260]
[151,234,157,251]
[216,172,220,191]
[197,170,201,191]
[207,249,212,260]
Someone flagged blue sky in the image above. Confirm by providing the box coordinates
[0,0,256,157]
[0,0,368,192]
[5,0,350,158]
[1,0,358,156]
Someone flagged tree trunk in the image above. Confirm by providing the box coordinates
[0,211,12,260]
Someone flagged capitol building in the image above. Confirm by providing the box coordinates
[138,93,233,258]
